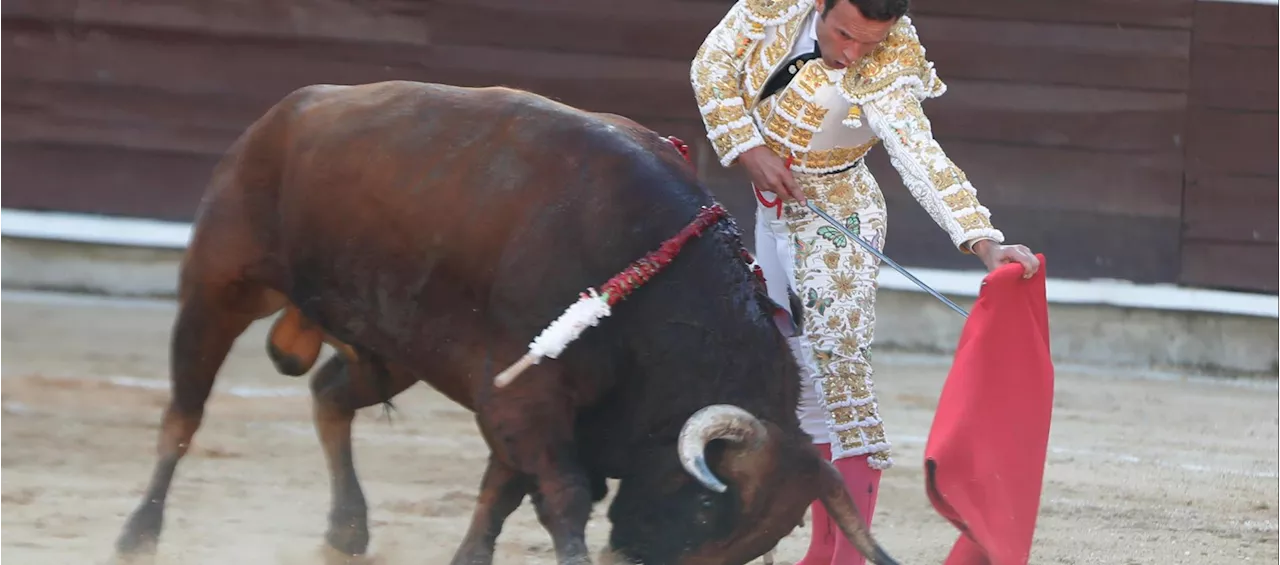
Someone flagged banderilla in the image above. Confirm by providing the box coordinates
[805,201,970,318]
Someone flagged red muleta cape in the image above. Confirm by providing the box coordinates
[924,254,1054,565]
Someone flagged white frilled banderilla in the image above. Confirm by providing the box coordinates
[493,202,733,387]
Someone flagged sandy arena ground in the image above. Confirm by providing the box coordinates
[2,290,1277,565]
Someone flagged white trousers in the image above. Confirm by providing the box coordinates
[751,163,894,470]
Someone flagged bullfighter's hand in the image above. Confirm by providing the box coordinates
[971,239,1040,279]
[739,146,806,204]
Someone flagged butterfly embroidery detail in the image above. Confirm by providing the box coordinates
[805,288,834,315]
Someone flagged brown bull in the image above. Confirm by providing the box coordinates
[113,80,898,565]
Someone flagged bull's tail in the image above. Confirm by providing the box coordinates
[364,352,400,422]
[817,460,899,565]
[843,523,898,565]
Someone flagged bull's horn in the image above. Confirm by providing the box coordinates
[677,404,767,493]
[815,460,899,565]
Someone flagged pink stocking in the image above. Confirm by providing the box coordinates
[830,453,882,565]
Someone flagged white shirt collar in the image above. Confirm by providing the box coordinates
[805,8,819,44]
[786,7,821,60]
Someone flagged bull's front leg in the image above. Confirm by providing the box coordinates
[528,452,595,565]
[450,456,533,565]
[477,373,595,565]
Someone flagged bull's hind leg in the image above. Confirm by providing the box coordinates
[115,281,282,557]
[310,352,416,557]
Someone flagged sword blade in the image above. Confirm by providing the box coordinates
[805,201,970,318]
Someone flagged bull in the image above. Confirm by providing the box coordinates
[113,80,899,565]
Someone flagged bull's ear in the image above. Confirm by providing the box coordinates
[757,290,802,338]
[786,287,804,330]
[771,308,798,338]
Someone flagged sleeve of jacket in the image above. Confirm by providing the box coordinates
[862,87,1005,253]
[690,0,768,168]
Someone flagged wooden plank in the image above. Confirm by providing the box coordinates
[1183,0,1277,292]
[925,80,1186,152]
[1,141,217,222]
[1188,43,1279,112]
[0,79,707,163]
[1179,241,1279,293]
[1185,108,1278,177]
[874,196,1186,284]
[424,0,730,61]
[407,45,698,120]
[2,79,268,128]
[680,0,1196,29]
[692,151,1186,284]
[686,125,1185,221]
[910,0,1194,30]
[0,23,702,122]
[2,81,259,155]
[0,22,397,102]
[1193,1,1279,47]
[1183,175,1279,244]
[1,0,431,46]
[913,15,1191,91]
[0,120,718,227]
[2,0,733,61]
[0,0,73,18]
[866,141,1184,219]
[2,106,234,156]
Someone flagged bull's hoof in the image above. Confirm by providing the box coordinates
[448,545,497,565]
[114,506,163,557]
[107,551,158,565]
[107,541,159,565]
[319,542,374,565]
[324,517,370,558]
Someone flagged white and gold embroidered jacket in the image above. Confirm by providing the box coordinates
[689,0,1005,251]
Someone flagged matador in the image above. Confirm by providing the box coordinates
[689,0,1041,563]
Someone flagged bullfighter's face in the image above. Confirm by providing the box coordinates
[813,0,897,70]
[599,405,895,565]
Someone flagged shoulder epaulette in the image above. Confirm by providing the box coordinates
[742,0,809,27]
[838,16,946,105]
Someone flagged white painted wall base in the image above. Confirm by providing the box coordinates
[2,237,183,297]
[2,208,1276,377]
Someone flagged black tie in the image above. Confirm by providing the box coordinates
[759,40,821,101]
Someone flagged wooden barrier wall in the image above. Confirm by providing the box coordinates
[1179,0,1278,292]
[2,0,1276,292]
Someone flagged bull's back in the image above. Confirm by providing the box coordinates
[251,81,682,367]
[273,80,644,264]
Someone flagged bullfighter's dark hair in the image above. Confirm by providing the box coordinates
[822,0,909,21]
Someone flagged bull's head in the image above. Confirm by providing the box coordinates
[600,405,898,565]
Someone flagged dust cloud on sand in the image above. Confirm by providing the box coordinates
[2,291,1277,564]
